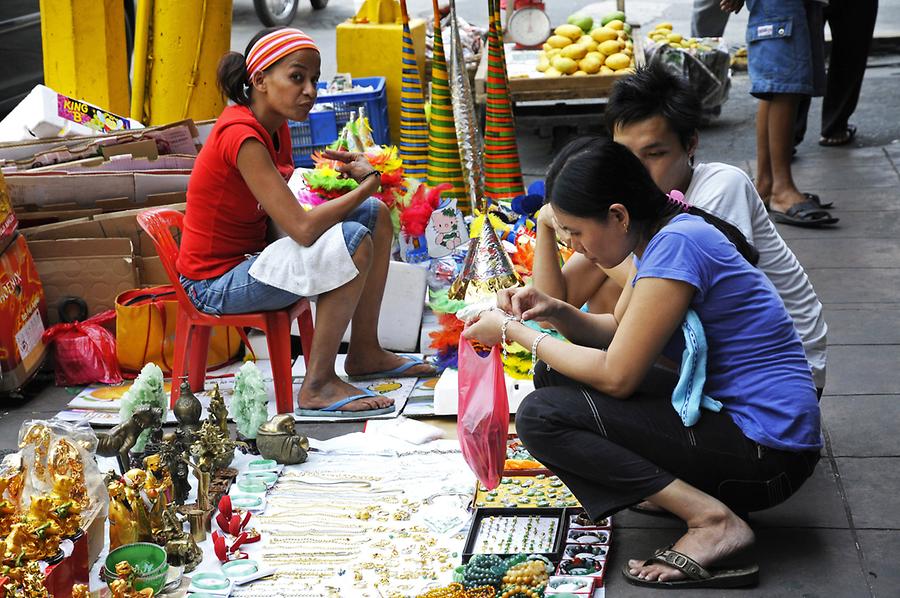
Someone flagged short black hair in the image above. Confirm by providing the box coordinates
[604,64,703,151]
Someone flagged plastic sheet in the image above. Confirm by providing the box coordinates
[457,341,509,490]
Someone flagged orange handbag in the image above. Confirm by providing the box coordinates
[115,286,244,374]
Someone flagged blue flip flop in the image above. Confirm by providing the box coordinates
[346,355,436,381]
[295,388,396,418]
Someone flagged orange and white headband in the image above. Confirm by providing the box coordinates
[246,28,319,77]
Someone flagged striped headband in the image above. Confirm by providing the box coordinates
[246,28,319,77]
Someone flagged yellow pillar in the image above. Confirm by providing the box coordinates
[135,0,233,125]
[40,0,130,115]
[337,16,427,144]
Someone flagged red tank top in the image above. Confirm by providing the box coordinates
[177,105,294,280]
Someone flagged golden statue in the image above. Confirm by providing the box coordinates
[0,500,17,530]
[142,455,172,535]
[48,475,83,537]
[110,562,155,598]
[25,496,63,548]
[3,522,42,565]
[72,585,90,598]
[107,480,141,550]
[208,383,229,437]
[48,438,90,510]
[2,560,52,597]
[0,465,24,506]
[19,424,52,482]
[122,469,153,541]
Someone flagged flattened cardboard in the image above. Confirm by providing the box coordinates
[6,171,189,208]
[19,218,102,241]
[29,238,138,324]
[101,139,158,160]
[0,172,17,254]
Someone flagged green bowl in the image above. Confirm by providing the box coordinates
[105,542,169,593]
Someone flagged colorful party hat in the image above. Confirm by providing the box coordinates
[483,0,525,203]
[427,0,469,210]
[449,210,522,301]
[398,0,428,178]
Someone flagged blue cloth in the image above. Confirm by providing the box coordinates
[633,214,821,452]
[745,0,822,97]
[181,197,380,315]
[672,309,723,427]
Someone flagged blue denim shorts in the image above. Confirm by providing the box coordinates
[181,197,381,315]
[745,0,825,98]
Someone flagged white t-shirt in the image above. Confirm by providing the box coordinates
[685,162,827,388]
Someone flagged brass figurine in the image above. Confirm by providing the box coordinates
[96,406,164,473]
[208,383,229,437]
[173,379,202,441]
[157,506,202,572]
[256,414,310,465]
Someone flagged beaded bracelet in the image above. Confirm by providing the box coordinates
[529,332,550,375]
[500,314,521,358]
[357,169,381,185]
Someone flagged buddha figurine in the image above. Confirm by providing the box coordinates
[122,469,153,541]
[107,480,140,550]
[208,383,230,437]
[48,438,90,510]
[142,454,172,535]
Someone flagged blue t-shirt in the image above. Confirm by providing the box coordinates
[633,214,821,452]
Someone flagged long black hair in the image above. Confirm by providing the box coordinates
[216,27,285,106]
[546,137,759,265]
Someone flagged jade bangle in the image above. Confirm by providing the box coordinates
[248,459,277,471]
[191,572,230,590]
[230,495,263,509]
[240,471,278,485]
[237,479,267,493]
[222,559,258,578]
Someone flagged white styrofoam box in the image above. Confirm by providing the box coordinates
[246,330,269,360]
[433,367,535,416]
[291,260,428,353]
[0,85,143,142]
[419,308,440,356]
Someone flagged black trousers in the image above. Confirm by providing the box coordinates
[795,0,879,143]
[515,364,820,520]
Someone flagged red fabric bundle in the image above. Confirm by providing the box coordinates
[41,310,122,386]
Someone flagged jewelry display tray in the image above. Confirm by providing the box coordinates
[462,507,573,564]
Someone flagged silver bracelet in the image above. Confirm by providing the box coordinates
[500,314,519,358]
[530,332,551,375]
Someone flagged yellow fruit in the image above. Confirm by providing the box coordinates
[617,66,636,74]
[554,24,585,41]
[551,55,578,75]
[619,39,627,49]
[573,70,588,76]
[586,51,606,64]
[600,65,615,74]
[547,48,561,59]
[542,42,552,51]
[623,48,633,57]
[579,35,599,52]
[598,39,621,56]
[544,66,562,77]
[656,22,673,30]
[536,55,550,72]
[578,55,602,74]
[625,40,633,48]
[590,27,618,43]
[605,52,631,71]
[561,43,589,60]
[667,32,683,43]
[547,35,573,49]
[606,19,624,31]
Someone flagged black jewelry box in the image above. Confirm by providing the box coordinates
[462,507,571,564]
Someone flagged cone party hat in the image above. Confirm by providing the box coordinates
[426,0,469,209]
[483,0,525,202]
[398,0,428,178]
[449,209,523,302]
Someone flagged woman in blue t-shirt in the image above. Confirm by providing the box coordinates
[463,139,821,590]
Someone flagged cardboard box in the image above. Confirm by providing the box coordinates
[6,171,189,209]
[29,238,138,324]
[0,234,48,392]
[0,172,17,254]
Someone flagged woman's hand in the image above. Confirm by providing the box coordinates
[537,204,572,247]
[498,287,563,323]
[461,309,506,347]
[321,149,379,184]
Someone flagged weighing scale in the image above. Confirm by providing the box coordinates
[505,0,551,49]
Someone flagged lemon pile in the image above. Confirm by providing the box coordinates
[536,13,635,78]
[647,22,714,52]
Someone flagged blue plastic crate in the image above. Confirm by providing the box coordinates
[288,77,390,168]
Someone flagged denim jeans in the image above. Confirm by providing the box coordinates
[515,364,820,520]
[181,197,381,315]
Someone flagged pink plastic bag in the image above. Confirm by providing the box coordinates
[42,310,123,386]
[457,340,509,490]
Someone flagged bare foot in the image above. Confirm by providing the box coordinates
[768,188,808,214]
[627,508,754,582]
[344,349,437,378]
[298,377,393,412]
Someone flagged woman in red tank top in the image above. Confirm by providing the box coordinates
[178,28,435,416]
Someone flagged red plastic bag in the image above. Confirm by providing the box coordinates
[42,310,123,386]
[457,340,509,490]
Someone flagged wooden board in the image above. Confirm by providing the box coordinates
[475,31,646,104]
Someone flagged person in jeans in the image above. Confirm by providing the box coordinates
[178,27,434,417]
[464,139,821,589]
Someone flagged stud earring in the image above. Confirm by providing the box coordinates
[624,223,629,234]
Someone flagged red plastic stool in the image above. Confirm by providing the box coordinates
[137,208,314,414]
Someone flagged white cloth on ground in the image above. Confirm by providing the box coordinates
[248,223,358,297]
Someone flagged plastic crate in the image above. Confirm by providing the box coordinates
[288,77,390,168]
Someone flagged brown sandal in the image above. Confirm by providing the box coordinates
[622,547,759,589]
